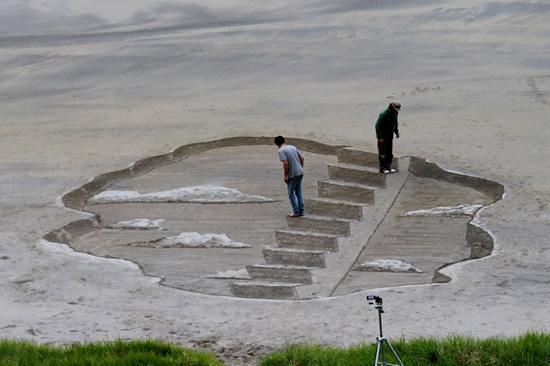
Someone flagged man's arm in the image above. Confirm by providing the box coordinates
[282,160,289,183]
[395,117,399,138]
[299,154,304,167]
[375,113,385,142]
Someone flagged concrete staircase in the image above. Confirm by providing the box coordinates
[230,148,398,300]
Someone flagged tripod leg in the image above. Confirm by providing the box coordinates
[373,340,382,366]
[384,340,404,366]
[381,339,386,365]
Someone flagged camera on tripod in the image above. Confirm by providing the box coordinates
[365,295,404,365]
[367,295,384,311]
[366,295,383,305]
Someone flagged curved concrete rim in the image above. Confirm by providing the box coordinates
[43,136,505,299]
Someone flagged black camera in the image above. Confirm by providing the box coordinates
[366,295,382,305]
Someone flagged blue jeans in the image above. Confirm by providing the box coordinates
[287,175,305,215]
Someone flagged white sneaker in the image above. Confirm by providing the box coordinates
[382,169,390,174]
[389,168,397,173]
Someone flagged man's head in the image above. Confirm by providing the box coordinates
[274,135,285,147]
[389,100,401,112]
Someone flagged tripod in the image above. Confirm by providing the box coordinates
[367,296,404,366]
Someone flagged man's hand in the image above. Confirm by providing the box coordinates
[396,134,400,138]
[284,174,289,183]
[378,139,384,143]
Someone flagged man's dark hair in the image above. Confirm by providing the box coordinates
[274,135,285,146]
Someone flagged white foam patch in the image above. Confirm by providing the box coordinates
[205,269,250,279]
[403,204,484,217]
[108,219,166,230]
[89,186,273,204]
[37,239,139,269]
[150,232,251,249]
[355,259,422,273]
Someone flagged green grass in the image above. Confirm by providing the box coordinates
[2,333,550,365]
[259,332,550,366]
[0,339,224,366]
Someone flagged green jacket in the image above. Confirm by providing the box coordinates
[375,109,399,139]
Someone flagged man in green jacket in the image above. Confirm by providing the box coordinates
[375,100,401,173]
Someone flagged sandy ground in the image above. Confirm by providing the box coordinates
[1,0,550,364]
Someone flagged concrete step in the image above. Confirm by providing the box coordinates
[263,247,326,268]
[246,264,313,284]
[287,215,351,236]
[305,197,364,220]
[328,163,386,188]
[276,230,339,252]
[230,281,299,300]
[338,147,399,169]
[318,179,375,204]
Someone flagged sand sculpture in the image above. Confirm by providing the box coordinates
[44,137,503,300]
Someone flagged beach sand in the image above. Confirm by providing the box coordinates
[1,0,549,364]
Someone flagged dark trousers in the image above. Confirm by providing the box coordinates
[378,139,393,172]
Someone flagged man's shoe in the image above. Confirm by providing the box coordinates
[382,169,390,174]
[389,168,397,173]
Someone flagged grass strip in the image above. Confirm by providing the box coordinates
[2,333,549,365]
[259,332,550,366]
[0,338,223,366]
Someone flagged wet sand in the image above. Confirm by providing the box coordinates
[1,1,550,365]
